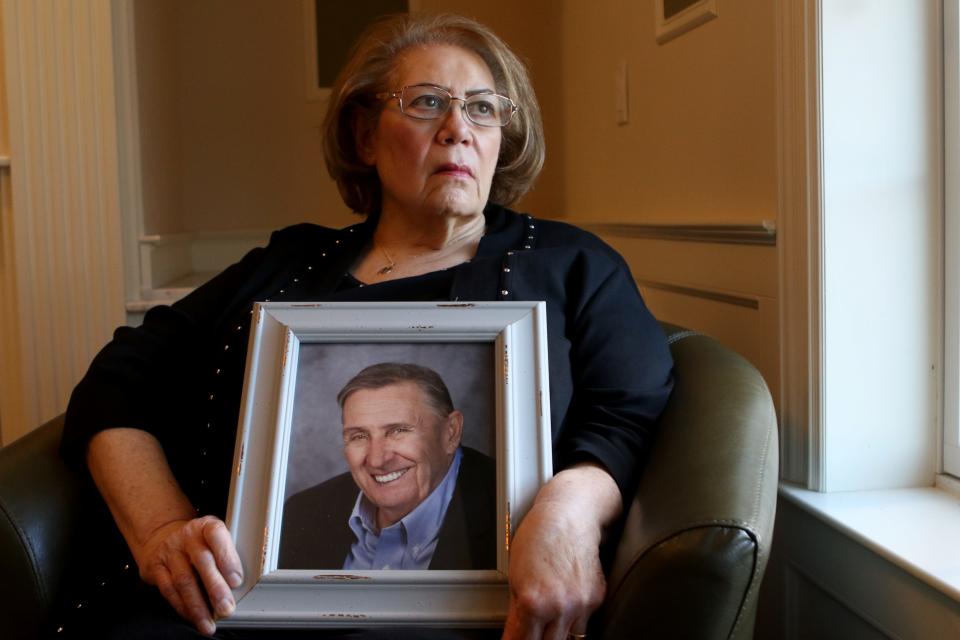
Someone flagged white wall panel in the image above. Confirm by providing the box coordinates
[0,0,125,444]
[757,497,960,640]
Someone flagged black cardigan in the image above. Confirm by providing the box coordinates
[63,205,673,517]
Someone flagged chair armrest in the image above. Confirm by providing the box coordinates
[0,415,85,639]
[596,327,779,639]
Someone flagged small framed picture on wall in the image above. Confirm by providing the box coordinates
[303,0,410,102]
[655,0,719,45]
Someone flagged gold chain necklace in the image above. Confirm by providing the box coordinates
[373,228,484,277]
[373,241,436,276]
[376,244,396,275]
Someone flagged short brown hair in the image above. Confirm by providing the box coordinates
[323,13,545,215]
[337,362,455,418]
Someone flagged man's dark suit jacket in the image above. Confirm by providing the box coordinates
[278,446,496,570]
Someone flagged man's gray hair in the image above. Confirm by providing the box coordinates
[336,362,455,418]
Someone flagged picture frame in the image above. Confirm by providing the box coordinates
[221,301,552,628]
[302,0,413,103]
[655,0,719,45]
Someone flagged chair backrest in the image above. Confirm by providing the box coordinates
[0,415,130,639]
[595,323,779,639]
[0,415,79,639]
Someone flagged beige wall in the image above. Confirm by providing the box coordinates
[561,0,777,224]
[134,0,565,235]
[558,0,781,406]
[177,0,353,233]
[135,0,185,235]
[418,0,564,217]
[134,0,352,236]
[145,0,777,228]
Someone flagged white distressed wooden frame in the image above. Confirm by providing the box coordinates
[222,301,552,628]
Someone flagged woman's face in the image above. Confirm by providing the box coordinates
[361,44,503,221]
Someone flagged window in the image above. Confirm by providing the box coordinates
[943,0,960,477]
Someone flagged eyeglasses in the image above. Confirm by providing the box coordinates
[376,84,518,128]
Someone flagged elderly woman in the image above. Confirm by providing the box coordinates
[62,12,672,640]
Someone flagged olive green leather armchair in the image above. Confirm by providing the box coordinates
[0,324,778,639]
[591,325,779,638]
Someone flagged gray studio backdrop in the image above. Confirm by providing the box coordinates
[283,342,495,500]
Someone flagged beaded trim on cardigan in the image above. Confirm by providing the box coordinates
[497,214,537,297]
[196,225,361,502]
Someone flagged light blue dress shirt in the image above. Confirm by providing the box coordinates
[343,447,463,570]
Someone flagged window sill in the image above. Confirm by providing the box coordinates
[779,481,960,604]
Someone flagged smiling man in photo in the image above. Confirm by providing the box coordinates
[278,362,496,570]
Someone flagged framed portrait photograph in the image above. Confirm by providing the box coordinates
[221,301,552,628]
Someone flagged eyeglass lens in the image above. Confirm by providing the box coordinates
[400,85,514,127]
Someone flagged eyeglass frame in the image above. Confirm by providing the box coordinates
[375,83,519,128]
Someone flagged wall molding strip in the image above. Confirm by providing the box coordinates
[638,279,760,310]
[579,221,776,246]
[139,228,272,246]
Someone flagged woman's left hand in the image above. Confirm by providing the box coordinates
[501,463,622,640]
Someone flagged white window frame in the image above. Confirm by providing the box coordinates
[944,0,960,477]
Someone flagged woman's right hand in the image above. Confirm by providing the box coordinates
[87,428,243,636]
[135,515,243,636]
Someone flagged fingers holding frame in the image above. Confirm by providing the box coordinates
[138,516,241,636]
